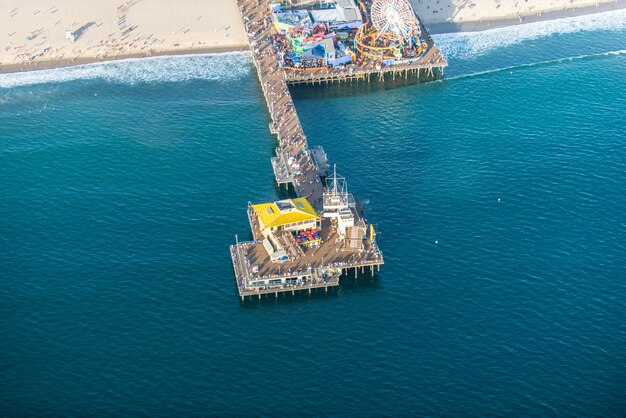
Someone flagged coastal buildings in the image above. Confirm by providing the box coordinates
[249,198,322,263]
[308,0,364,29]
[252,198,320,237]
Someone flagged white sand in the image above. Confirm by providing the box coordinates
[410,0,620,24]
[1,0,247,68]
[0,0,622,71]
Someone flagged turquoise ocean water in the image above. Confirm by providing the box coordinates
[1,10,625,416]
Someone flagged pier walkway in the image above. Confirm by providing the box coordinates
[237,0,324,206]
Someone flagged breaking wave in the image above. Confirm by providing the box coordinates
[444,49,626,80]
[0,51,252,89]
[433,8,626,59]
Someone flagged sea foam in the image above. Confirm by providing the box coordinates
[433,8,626,59]
[0,51,252,89]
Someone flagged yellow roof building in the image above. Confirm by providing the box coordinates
[252,198,319,230]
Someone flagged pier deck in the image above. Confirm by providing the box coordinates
[283,20,447,84]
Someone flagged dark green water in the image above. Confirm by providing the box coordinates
[1,15,625,416]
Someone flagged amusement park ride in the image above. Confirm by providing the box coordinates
[356,0,427,61]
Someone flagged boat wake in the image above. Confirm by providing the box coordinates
[445,49,626,81]
[433,8,626,59]
[0,51,252,89]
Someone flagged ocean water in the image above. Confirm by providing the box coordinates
[1,11,625,416]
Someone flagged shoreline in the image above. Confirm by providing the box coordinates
[427,0,626,34]
[0,44,249,75]
[1,2,624,76]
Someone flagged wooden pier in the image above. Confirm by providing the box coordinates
[282,20,447,85]
[231,0,446,300]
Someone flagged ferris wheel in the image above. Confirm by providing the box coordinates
[370,0,420,40]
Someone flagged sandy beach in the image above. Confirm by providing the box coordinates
[0,0,248,73]
[1,0,625,74]
[412,0,626,33]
